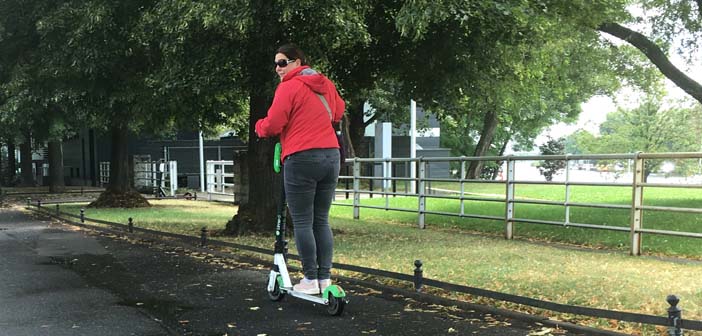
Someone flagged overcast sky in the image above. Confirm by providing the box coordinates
[536,39,702,146]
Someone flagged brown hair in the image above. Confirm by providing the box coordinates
[276,43,308,66]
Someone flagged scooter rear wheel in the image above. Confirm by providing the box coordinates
[326,292,345,316]
[267,276,286,302]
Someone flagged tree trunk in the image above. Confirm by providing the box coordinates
[108,124,130,194]
[598,22,702,104]
[467,110,499,179]
[225,2,281,235]
[48,140,66,193]
[225,93,281,235]
[490,137,510,180]
[19,133,34,187]
[6,141,16,186]
[340,114,355,159]
[89,123,149,208]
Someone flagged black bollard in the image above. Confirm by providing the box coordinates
[667,295,683,336]
[80,209,85,223]
[414,260,424,292]
[128,217,134,233]
[56,204,60,216]
[26,197,31,206]
[37,199,41,208]
[200,227,208,247]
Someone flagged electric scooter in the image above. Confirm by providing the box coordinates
[266,143,347,315]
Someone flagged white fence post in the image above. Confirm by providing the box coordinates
[353,159,360,220]
[169,161,178,196]
[460,158,466,216]
[418,158,426,229]
[631,152,644,255]
[505,156,515,239]
[207,162,215,193]
[564,155,571,226]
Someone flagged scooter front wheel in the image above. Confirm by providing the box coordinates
[267,276,286,302]
[326,292,346,316]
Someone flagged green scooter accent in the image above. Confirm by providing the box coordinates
[323,285,346,298]
[273,142,282,173]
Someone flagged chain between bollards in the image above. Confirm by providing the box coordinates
[414,260,423,292]
[200,227,208,247]
[128,217,134,233]
[667,294,683,336]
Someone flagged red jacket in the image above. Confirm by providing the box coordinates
[255,66,345,161]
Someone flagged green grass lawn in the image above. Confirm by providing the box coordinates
[57,192,702,335]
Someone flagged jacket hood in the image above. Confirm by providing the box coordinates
[283,66,330,94]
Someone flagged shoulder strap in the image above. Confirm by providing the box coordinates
[315,93,332,121]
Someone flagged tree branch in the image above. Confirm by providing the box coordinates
[598,22,702,104]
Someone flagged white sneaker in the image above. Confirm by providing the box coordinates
[293,278,320,295]
[319,279,332,293]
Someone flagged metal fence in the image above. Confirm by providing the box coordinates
[98,161,110,187]
[134,161,178,197]
[333,152,702,256]
[206,160,236,196]
[98,161,178,196]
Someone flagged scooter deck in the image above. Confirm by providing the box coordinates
[281,288,328,304]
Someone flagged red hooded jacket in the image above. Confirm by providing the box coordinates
[255,66,345,162]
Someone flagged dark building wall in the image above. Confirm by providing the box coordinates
[62,129,246,187]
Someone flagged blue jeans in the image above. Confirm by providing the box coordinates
[284,148,340,280]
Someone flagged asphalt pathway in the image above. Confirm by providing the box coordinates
[0,207,590,336]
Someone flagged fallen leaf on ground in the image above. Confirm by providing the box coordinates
[529,327,554,336]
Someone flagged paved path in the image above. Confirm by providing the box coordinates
[0,208,167,336]
[0,207,591,336]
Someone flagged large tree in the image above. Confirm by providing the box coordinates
[0,0,84,192]
[393,0,702,180]
[393,1,630,178]
[33,0,166,206]
[129,1,372,232]
[226,2,372,234]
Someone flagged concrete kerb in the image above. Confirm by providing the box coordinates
[26,205,633,336]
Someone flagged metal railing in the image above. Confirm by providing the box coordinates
[133,161,178,197]
[98,162,110,187]
[334,152,702,256]
[205,160,236,196]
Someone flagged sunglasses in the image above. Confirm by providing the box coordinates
[274,59,296,67]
